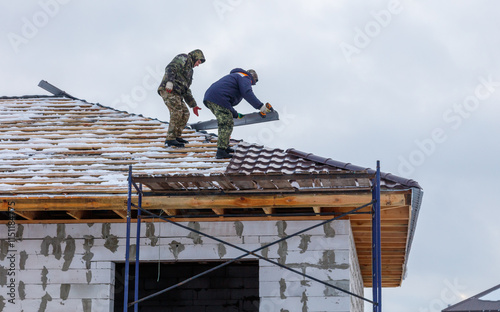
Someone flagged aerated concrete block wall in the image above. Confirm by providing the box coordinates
[0,220,363,312]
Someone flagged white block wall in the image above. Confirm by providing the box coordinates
[0,220,364,312]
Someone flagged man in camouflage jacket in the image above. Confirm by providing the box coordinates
[158,49,205,147]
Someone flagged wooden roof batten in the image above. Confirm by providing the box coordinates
[133,171,376,195]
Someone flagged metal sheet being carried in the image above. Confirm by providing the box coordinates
[190,111,279,131]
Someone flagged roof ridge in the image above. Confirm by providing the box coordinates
[1,94,170,126]
[0,95,61,100]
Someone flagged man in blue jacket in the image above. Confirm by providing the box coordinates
[204,68,271,159]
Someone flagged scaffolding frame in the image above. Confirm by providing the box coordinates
[123,161,382,312]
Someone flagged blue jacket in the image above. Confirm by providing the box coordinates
[203,68,264,118]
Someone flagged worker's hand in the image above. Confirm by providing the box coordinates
[193,106,201,117]
[237,113,245,119]
[260,103,271,114]
[165,81,173,93]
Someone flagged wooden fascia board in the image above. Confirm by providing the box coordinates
[1,191,409,211]
[141,192,408,210]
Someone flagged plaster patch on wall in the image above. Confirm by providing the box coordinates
[102,223,119,253]
[279,278,287,299]
[277,241,288,265]
[62,235,75,271]
[130,244,136,261]
[82,298,92,312]
[40,224,67,260]
[234,221,244,237]
[298,234,311,253]
[323,222,336,237]
[324,279,349,297]
[168,240,185,260]
[187,222,203,245]
[318,250,349,270]
[276,220,287,238]
[60,284,71,300]
[39,292,52,312]
[0,266,6,286]
[41,266,48,290]
[0,295,4,312]
[82,235,94,270]
[16,224,24,241]
[217,243,226,258]
[300,268,310,286]
[86,271,92,285]
[18,280,26,300]
[0,240,8,261]
[301,290,308,312]
[145,223,158,246]
[40,235,62,260]
[260,245,269,259]
[319,250,336,269]
[19,251,28,270]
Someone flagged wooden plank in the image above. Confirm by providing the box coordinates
[262,207,273,214]
[66,210,86,220]
[0,193,409,212]
[14,211,40,220]
[143,193,374,210]
[113,209,127,219]
[162,208,178,216]
[212,208,224,215]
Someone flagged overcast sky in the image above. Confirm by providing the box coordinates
[2,1,500,311]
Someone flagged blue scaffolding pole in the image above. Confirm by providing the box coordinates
[133,183,142,312]
[123,166,132,312]
[372,161,382,312]
[124,165,143,312]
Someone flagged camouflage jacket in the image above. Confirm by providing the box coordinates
[158,49,205,108]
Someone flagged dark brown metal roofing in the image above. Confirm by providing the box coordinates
[286,148,422,189]
[443,284,500,311]
[225,143,421,190]
[226,143,344,175]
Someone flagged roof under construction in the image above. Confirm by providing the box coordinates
[0,95,423,287]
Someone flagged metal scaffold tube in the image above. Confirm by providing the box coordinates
[372,161,382,312]
[133,183,142,312]
[123,166,133,312]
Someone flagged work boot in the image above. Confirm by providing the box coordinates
[165,139,184,148]
[226,146,235,153]
[216,148,233,159]
[176,137,189,144]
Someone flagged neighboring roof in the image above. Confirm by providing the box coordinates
[443,284,500,312]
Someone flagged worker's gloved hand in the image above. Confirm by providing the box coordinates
[260,103,271,114]
[165,81,173,93]
[237,113,245,119]
[193,106,201,116]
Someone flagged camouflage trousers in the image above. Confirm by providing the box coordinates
[205,101,233,149]
[160,91,190,140]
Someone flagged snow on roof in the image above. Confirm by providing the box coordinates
[0,96,230,195]
[0,96,420,197]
